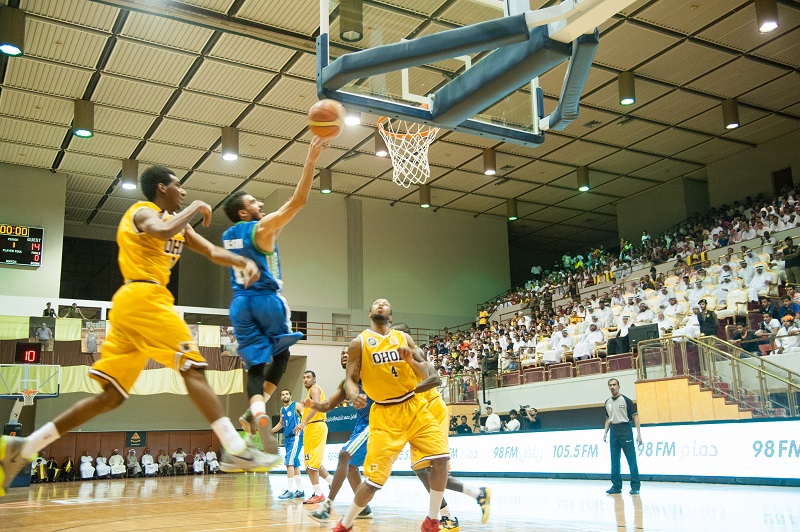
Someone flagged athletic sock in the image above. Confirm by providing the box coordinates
[21,422,60,460]
[250,400,266,417]
[313,483,323,496]
[440,502,452,519]
[322,473,333,485]
[287,474,294,491]
[462,483,481,499]
[429,489,445,520]
[342,504,365,528]
[294,474,304,492]
[210,417,246,454]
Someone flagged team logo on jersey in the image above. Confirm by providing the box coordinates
[178,341,197,353]
[371,350,401,364]
[366,337,378,347]
[389,336,399,346]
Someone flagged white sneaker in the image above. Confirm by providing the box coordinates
[219,445,282,472]
[1,436,33,496]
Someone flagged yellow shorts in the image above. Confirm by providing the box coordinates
[90,283,205,397]
[412,393,449,470]
[303,421,328,470]
[364,395,449,488]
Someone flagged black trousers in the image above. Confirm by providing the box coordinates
[610,424,640,490]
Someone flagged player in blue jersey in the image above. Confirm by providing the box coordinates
[271,389,305,500]
[307,347,374,522]
[221,136,327,457]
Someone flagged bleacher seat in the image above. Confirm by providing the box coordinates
[606,353,637,372]
[523,366,546,383]
[500,370,521,387]
[548,363,574,380]
[575,358,603,376]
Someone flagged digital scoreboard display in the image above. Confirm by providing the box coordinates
[0,224,43,267]
[15,342,42,364]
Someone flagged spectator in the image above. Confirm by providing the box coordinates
[61,302,87,319]
[126,449,142,478]
[758,296,780,321]
[173,447,188,475]
[523,407,541,430]
[108,449,126,478]
[773,315,800,355]
[141,448,158,477]
[731,323,761,357]
[35,322,53,351]
[79,451,95,480]
[206,446,220,474]
[158,450,173,476]
[782,237,800,285]
[455,415,472,435]
[504,409,520,432]
[697,299,718,337]
[778,296,800,318]
[483,406,501,433]
[42,302,56,318]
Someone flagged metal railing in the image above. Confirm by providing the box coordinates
[442,373,480,405]
[636,335,800,418]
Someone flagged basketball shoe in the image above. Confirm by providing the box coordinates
[1,436,33,497]
[440,516,460,531]
[477,487,491,523]
[420,516,440,532]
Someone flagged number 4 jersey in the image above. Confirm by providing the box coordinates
[359,328,418,404]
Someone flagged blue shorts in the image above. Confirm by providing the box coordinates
[342,425,369,468]
[229,292,303,369]
[284,434,303,469]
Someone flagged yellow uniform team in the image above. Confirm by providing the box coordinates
[358,328,449,488]
[302,386,328,471]
[90,201,207,397]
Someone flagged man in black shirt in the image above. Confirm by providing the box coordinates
[603,378,642,495]
[42,302,56,318]
[783,237,800,285]
[697,299,718,337]
[455,416,472,435]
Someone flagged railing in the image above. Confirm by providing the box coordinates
[636,335,800,418]
[296,321,439,345]
[443,373,480,405]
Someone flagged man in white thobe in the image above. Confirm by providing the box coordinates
[748,264,774,302]
[634,303,655,326]
[205,446,220,474]
[672,306,701,340]
[141,448,158,477]
[95,452,111,478]
[80,451,95,480]
[193,449,205,474]
[543,329,574,364]
[774,317,800,355]
[126,449,142,478]
[655,312,675,338]
[572,323,605,360]
[108,449,125,478]
[688,280,707,309]
[594,302,613,328]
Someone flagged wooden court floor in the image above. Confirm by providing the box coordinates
[1,473,797,531]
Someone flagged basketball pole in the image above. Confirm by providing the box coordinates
[6,400,23,425]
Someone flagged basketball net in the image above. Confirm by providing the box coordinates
[378,116,439,188]
[21,389,38,406]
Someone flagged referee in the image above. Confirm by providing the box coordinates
[603,378,642,495]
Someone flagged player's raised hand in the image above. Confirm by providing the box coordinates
[190,200,212,227]
[398,345,414,363]
[241,258,261,288]
[308,135,328,161]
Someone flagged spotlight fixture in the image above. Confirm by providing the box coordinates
[0,6,25,57]
[618,71,635,106]
[420,184,431,208]
[121,159,138,190]
[506,199,518,221]
[374,131,388,157]
[319,168,332,194]
[483,148,497,176]
[221,126,239,161]
[340,0,364,42]
[344,110,361,126]
[755,0,779,33]
[577,166,590,192]
[722,99,740,129]
[73,100,94,138]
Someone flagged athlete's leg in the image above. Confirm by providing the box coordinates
[346,464,361,492]
[328,449,352,502]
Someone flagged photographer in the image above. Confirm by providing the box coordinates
[520,406,541,431]
[456,415,472,435]
[503,409,520,432]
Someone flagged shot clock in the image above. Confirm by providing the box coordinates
[0,224,43,267]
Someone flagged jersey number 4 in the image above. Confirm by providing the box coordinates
[391,366,398,378]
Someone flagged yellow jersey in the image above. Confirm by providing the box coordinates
[303,386,326,423]
[359,328,418,404]
[117,201,185,286]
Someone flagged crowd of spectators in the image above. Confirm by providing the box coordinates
[30,447,221,482]
[481,190,799,317]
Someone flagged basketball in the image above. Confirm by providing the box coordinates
[308,99,347,140]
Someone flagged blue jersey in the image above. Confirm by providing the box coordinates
[222,221,283,293]
[281,401,300,437]
[353,382,373,434]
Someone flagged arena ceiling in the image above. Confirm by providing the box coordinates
[0,0,798,256]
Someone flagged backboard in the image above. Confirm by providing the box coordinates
[0,364,61,401]
[317,0,631,147]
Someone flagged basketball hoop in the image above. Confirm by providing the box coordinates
[378,115,439,188]
[21,389,38,406]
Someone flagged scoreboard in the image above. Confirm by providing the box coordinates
[0,224,43,267]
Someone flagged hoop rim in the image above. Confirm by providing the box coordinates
[377,115,439,139]
[21,389,39,397]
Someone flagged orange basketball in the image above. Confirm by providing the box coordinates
[308,99,347,140]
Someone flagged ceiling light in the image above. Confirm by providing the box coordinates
[221,126,239,161]
[121,159,138,190]
[755,0,779,33]
[577,166,590,192]
[618,71,635,106]
[0,7,25,57]
[73,100,94,138]
[420,184,431,208]
[722,99,740,129]
[374,130,388,157]
[344,110,361,126]
[340,0,364,42]
[506,198,518,221]
[483,148,497,176]
[319,168,332,194]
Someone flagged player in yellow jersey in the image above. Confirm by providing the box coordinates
[1,166,278,496]
[295,370,332,504]
[393,323,491,530]
[333,299,450,532]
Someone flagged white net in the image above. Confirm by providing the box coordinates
[378,116,439,188]
[21,389,38,406]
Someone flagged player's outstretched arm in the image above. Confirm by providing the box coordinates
[183,225,260,287]
[304,381,346,413]
[134,200,211,241]
[254,136,327,246]
[271,420,283,434]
